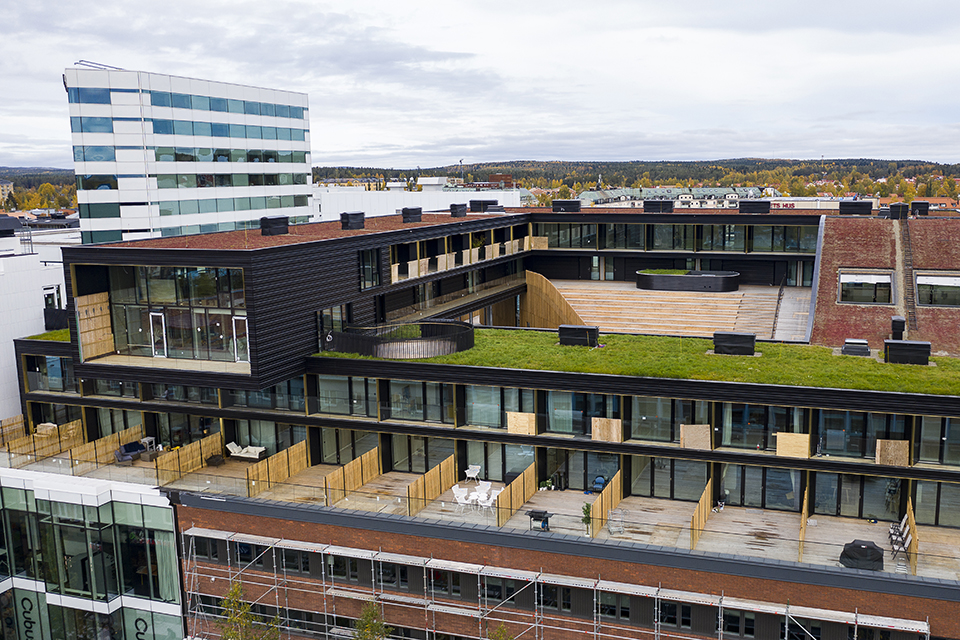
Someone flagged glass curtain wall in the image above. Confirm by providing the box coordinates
[813,472,901,521]
[108,265,246,362]
[630,456,708,501]
[721,465,802,511]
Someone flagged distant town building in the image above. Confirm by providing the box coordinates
[64,66,313,244]
[579,186,779,208]
[0,180,12,204]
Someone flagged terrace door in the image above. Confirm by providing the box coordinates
[149,312,167,358]
[233,316,248,363]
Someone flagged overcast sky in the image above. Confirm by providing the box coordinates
[2,0,959,169]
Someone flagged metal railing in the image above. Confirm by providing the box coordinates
[323,321,475,359]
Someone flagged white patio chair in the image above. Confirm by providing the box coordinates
[477,480,492,495]
[453,489,473,515]
[476,491,496,516]
[889,513,908,543]
[465,465,481,484]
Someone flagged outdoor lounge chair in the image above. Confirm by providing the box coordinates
[465,465,481,484]
[892,533,912,560]
[226,441,267,461]
[114,441,146,464]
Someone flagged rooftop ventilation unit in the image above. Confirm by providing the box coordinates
[559,325,599,347]
[884,340,930,365]
[259,216,288,236]
[450,203,468,217]
[340,211,365,230]
[552,200,581,212]
[470,200,498,213]
[838,201,873,216]
[739,200,771,214]
[910,201,930,216]
[401,207,422,223]
[713,331,756,356]
[644,200,674,213]
[890,203,909,220]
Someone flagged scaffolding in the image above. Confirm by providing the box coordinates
[181,527,930,640]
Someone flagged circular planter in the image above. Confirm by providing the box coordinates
[636,270,740,292]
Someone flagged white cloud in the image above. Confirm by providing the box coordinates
[1,0,959,168]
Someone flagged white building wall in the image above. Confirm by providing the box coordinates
[313,187,523,222]
[0,247,62,420]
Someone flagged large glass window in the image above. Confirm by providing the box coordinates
[839,273,892,304]
[917,275,960,306]
[630,396,672,442]
[108,265,245,362]
[359,249,381,290]
[24,356,76,394]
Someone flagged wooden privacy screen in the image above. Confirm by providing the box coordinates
[3,419,84,468]
[520,271,584,329]
[690,478,714,550]
[156,432,226,486]
[324,447,381,506]
[906,497,919,576]
[506,412,536,436]
[68,424,145,475]
[495,462,537,527]
[0,415,25,445]
[76,292,114,360]
[680,424,712,450]
[246,440,308,497]
[876,440,909,467]
[592,418,623,444]
[590,470,623,538]
[798,485,810,562]
[407,454,457,516]
[776,433,811,458]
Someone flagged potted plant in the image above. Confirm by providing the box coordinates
[581,502,592,535]
[539,480,554,491]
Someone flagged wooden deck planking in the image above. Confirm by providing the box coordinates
[416,482,506,528]
[257,464,340,504]
[332,471,419,515]
[696,506,801,562]
[801,515,902,575]
[595,496,694,549]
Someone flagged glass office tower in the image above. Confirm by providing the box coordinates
[64,66,313,244]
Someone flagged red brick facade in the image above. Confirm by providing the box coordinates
[179,506,958,638]
[812,217,960,353]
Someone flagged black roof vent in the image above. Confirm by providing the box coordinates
[340,211,365,230]
[470,199,498,213]
[401,207,422,223]
[838,201,873,215]
[911,201,930,216]
[552,199,581,212]
[739,200,771,214]
[451,203,468,217]
[644,199,674,213]
[890,203,909,220]
[260,216,288,236]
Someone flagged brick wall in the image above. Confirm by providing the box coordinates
[810,217,898,349]
[178,506,958,638]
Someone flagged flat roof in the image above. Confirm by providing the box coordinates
[106,213,505,250]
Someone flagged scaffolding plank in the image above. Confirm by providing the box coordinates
[374,551,426,567]
[540,573,598,590]
[429,603,482,619]
[183,527,233,540]
[327,587,376,601]
[276,539,328,553]
[426,558,485,574]
[230,532,281,546]
[595,579,659,599]
[324,545,377,560]
[480,566,539,581]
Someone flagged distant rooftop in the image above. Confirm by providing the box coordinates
[103,213,504,250]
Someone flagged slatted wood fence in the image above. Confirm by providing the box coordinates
[590,471,623,538]
[3,419,84,468]
[906,497,919,576]
[246,441,309,497]
[798,486,810,562]
[407,454,457,516]
[325,447,381,506]
[0,415,26,445]
[495,462,537,527]
[156,432,225,485]
[67,424,145,475]
[689,478,714,550]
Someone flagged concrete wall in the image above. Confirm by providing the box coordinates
[313,187,523,222]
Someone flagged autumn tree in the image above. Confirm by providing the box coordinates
[489,623,515,640]
[354,602,392,640]
[216,581,280,640]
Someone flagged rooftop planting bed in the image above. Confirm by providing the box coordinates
[319,329,960,395]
